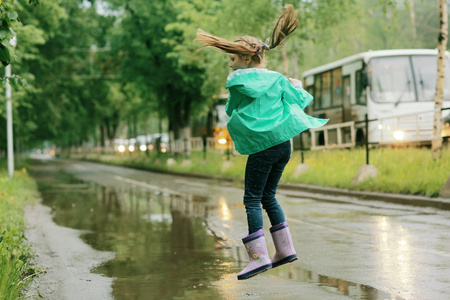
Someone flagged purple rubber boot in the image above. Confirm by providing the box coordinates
[270,222,298,268]
[237,229,272,280]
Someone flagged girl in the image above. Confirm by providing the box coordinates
[195,4,328,280]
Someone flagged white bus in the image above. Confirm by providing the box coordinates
[302,49,450,146]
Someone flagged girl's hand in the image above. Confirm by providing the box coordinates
[289,78,303,88]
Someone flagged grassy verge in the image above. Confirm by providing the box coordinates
[0,167,40,299]
[69,146,450,197]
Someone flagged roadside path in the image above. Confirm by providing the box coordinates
[25,201,114,300]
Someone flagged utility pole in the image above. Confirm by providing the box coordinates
[6,64,14,179]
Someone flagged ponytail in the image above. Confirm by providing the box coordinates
[270,4,299,50]
[194,29,256,56]
[194,4,298,58]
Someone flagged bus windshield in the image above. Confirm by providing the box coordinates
[369,55,450,103]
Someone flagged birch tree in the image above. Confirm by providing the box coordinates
[432,0,448,160]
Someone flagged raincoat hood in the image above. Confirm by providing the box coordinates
[226,68,282,99]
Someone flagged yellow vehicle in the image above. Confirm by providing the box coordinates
[214,127,232,150]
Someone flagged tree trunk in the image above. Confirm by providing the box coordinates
[432,0,448,160]
[292,52,299,79]
[100,125,106,148]
[407,0,417,42]
[104,111,120,153]
[181,126,192,157]
[281,46,288,76]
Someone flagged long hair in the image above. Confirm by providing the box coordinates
[269,4,299,49]
[194,4,299,62]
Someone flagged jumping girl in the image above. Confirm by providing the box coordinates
[195,4,328,280]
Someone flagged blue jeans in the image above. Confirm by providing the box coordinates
[243,140,291,234]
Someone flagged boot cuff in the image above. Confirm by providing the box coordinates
[242,228,264,243]
[270,222,288,233]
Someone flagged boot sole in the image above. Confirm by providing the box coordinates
[237,264,272,280]
[272,254,298,269]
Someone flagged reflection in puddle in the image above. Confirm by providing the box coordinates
[375,216,412,299]
[228,244,402,300]
[32,167,233,299]
[31,161,403,300]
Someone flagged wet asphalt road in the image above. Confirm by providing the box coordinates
[29,159,450,300]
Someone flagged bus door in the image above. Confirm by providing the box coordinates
[342,75,352,122]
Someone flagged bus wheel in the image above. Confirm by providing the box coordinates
[356,129,365,146]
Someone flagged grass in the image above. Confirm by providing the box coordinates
[0,166,41,300]
[283,147,450,197]
[70,145,450,198]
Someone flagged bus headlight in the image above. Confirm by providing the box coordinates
[129,145,135,152]
[140,145,147,151]
[118,145,125,153]
[393,130,405,141]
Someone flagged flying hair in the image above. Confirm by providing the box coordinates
[269,4,299,49]
[194,4,299,60]
[194,29,256,57]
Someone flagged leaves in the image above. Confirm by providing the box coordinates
[0,43,10,65]
[7,11,18,21]
[0,0,446,152]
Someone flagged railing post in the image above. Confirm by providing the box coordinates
[311,129,316,150]
[184,137,188,159]
[365,113,369,165]
[202,135,207,160]
[299,132,305,164]
[226,136,231,160]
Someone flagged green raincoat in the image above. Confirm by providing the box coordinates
[225,68,328,155]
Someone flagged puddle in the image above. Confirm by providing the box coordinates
[30,160,404,300]
[267,265,403,299]
[31,163,234,299]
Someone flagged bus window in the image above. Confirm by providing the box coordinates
[332,68,343,106]
[355,70,367,105]
[411,56,450,101]
[322,71,332,108]
[369,56,416,104]
[314,74,322,110]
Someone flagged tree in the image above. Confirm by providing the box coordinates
[103,0,209,151]
[432,0,448,160]
[0,0,40,65]
[20,1,118,149]
[0,0,50,156]
[1,0,448,153]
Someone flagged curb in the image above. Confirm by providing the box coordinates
[68,158,450,211]
[278,182,450,211]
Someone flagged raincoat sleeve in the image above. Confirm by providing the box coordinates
[225,87,240,117]
[225,94,234,117]
[282,77,313,110]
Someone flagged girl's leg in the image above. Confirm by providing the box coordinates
[261,141,291,225]
[243,152,272,234]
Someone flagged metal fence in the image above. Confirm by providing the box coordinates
[78,108,449,164]
[302,107,450,164]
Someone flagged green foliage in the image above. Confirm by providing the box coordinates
[0,0,447,152]
[0,168,40,299]
[0,3,19,66]
[103,0,209,139]
[299,0,445,71]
